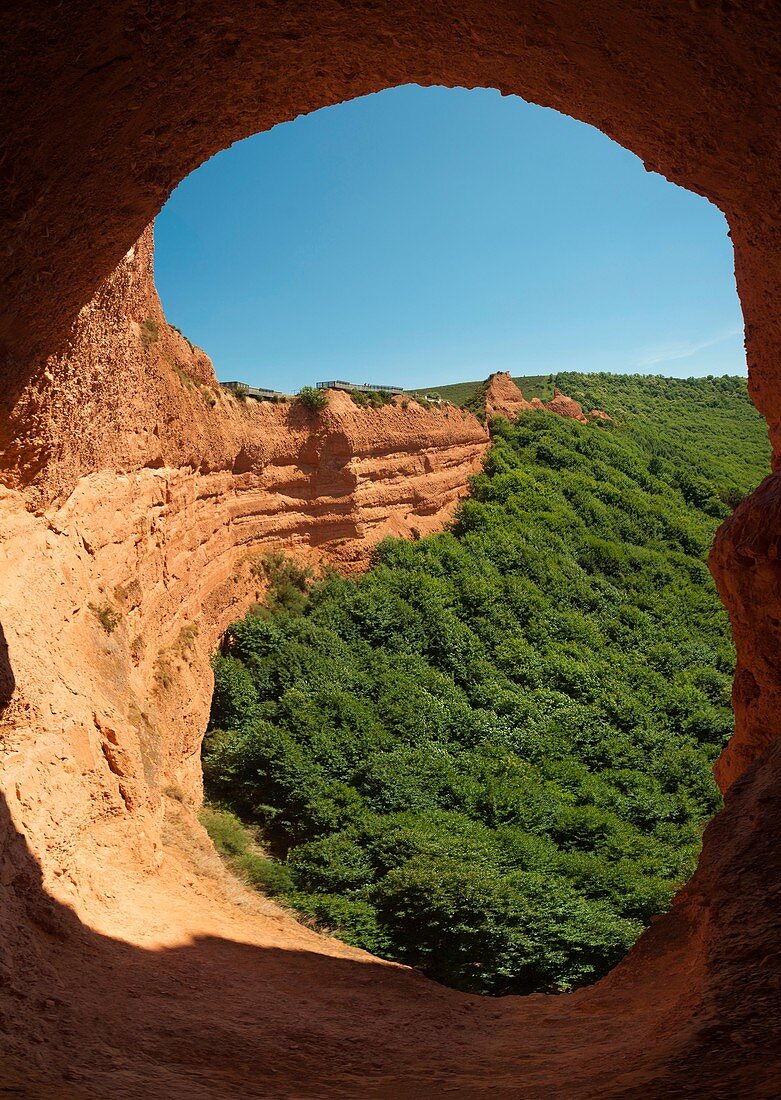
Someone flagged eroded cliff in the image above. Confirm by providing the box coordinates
[0,228,488,933]
[483,372,610,423]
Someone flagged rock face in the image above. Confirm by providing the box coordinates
[484,371,536,418]
[0,226,489,982]
[1,3,781,1095]
[545,387,590,422]
[710,471,781,790]
[483,372,610,424]
[3,228,488,524]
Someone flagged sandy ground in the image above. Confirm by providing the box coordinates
[0,792,728,1100]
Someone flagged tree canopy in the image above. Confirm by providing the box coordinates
[203,373,769,995]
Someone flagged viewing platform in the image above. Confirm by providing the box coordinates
[315,379,405,395]
[221,381,290,400]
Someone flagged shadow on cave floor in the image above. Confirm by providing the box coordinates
[0,769,599,1100]
[1,625,780,1099]
[0,784,659,1100]
[0,622,14,711]
[0,778,777,1100]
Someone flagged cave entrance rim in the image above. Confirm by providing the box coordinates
[6,3,776,398]
[2,6,780,1091]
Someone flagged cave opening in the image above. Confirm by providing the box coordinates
[153,85,746,395]
[2,6,780,1093]
[147,86,762,996]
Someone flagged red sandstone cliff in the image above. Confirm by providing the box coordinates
[484,371,537,418]
[482,372,610,424]
[0,228,488,931]
[2,228,488,516]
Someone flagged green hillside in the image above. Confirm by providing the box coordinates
[203,374,769,996]
[407,374,555,404]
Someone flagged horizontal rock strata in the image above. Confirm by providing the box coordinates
[0,229,488,922]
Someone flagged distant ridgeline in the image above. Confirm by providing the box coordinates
[407,374,557,406]
[203,373,769,996]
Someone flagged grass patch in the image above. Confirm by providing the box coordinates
[88,600,121,634]
[175,622,199,659]
[140,318,159,348]
[114,578,142,608]
[153,650,174,691]
[200,805,293,895]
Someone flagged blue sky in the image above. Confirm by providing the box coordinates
[155,85,745,393]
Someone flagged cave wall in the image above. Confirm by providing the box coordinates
[0,224,488,918]
[2,2,779,785]
[1,2,781,1094]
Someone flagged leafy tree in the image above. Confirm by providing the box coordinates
[297,385,329,411]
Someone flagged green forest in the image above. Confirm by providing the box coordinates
[203,373,769,996]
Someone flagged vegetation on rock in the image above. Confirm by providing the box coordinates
[88,600,121,634]
[200,805,294,896]
[203,374,768,995]
[350,389,396,409]
[139,317,159,348]
[297,385,329,411]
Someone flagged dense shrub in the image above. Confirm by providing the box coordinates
[297,386,329,411]
[350,389,396,408]
[204,374,769,994]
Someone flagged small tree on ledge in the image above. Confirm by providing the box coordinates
[297,386,329,411]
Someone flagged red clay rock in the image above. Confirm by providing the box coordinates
[484,371,535,418]
[483,374,611,425]
[2,229,489,522]
[545,387,589,422]
[710,471,781,791]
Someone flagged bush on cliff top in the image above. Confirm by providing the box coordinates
[297,385,329,411]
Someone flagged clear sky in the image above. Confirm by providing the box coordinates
[155,85,746,393]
